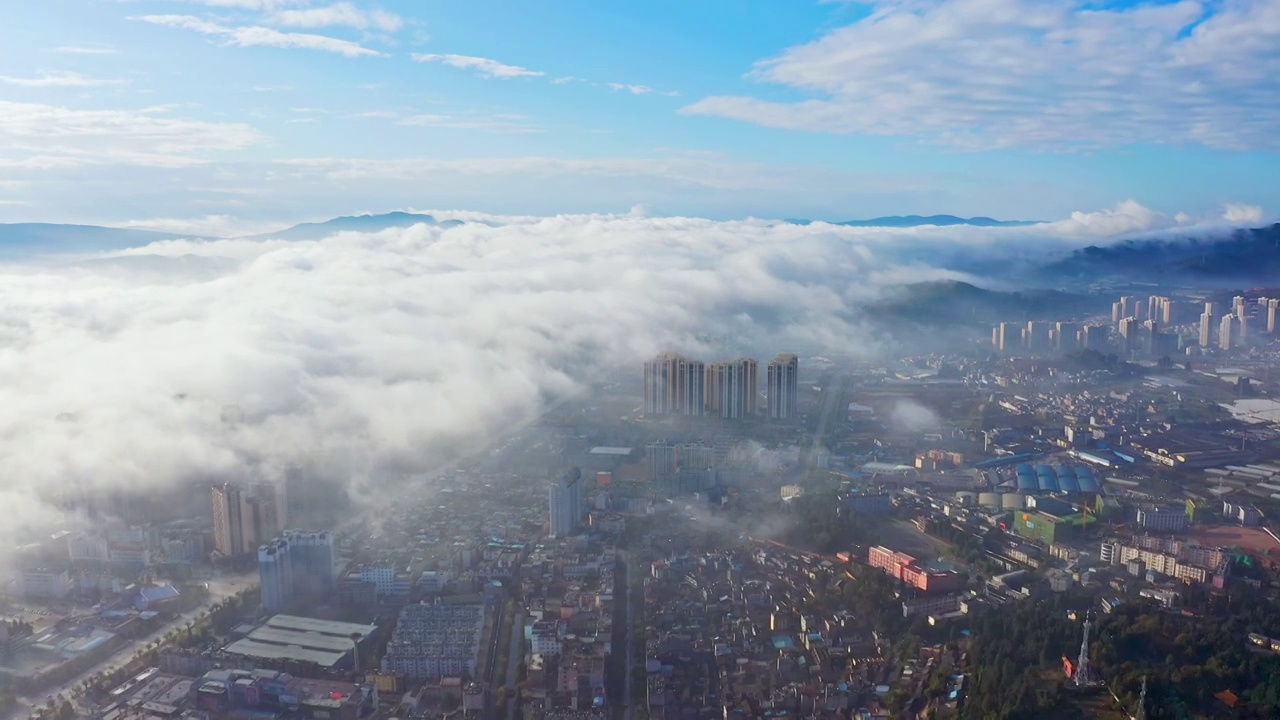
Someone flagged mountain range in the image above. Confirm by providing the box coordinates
[788,214,1038,227]
[1041,222,1280,283]
[0,212,456,256]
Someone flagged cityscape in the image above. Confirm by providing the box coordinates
[6,1,1280,720]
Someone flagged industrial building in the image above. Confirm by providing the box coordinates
[222,615,377,669]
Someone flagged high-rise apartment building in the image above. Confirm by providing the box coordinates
[1055,322,1080,354]
[1118,317,1138,357]
[1233,296,1246,319]
[643,352,705,416]
[767,353,799,421]
[549,469,584,538]
[212,483,248,557]
[1111,302,1122,324]
[213,481,285,558]
[258,537,293,614]
[1220,314,1235,351]
[1199,312,1213,348]
[993,322,1021,353]
[1081,324,1107,351]
[1268,299,1278,334]
[285,529,336,597]
[1119,296,1137,321]
[705,357,759,419]
[1024,321,1052,354]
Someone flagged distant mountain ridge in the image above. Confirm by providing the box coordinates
[245,211,460,241]
[788,214,1038,228]
[0,223,207,257]
[870,279,1103,326]
[1041,222,1280,283]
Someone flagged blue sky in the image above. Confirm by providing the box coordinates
[1,0,1278,234]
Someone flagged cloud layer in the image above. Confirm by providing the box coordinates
[683,0,1280,151]
[0,215,898,548]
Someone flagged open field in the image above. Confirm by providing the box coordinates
[1188,525,1280,557]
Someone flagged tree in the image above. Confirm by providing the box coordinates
[57,701,73,720]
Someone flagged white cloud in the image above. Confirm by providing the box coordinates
[1222,203,1264,225]
[7,198,1265,554]
[552,76,581,84]
[682,0,1280,151]
[411,53,544,78]
[1041,199,1174,237]
[0,215,899,552]
[116,214,273,237]
[397,113,539,134]
[0,101,263,168]
[1038,199,1269,237]
[607,82,652,95]
[269,2,403,32]
[138,14,384,57]
[165,0,309,8]
[50,46,119,55]
[0,71,125,87]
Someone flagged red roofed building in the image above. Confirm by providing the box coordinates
[867,546,962,593]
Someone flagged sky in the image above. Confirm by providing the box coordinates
[1,0,1279,233]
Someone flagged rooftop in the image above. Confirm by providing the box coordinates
[221,614,376,668]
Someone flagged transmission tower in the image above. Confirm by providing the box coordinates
[1074,615,1093,687]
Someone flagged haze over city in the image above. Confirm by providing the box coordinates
[3,3,1280,720]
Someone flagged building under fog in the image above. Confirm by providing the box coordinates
[767,353,799,421]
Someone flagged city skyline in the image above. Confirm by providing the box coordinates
[1,1,1278,231]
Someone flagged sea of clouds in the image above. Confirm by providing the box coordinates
[0,202,1266,555]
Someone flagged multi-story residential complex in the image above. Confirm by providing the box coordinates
[213,481,287,558]
[767,353,799,420]
[705,357,759,418]
[381,602,485,682]
[646,442,716,492]
[643,352,705,416]
[1200,311,1214,348]
[867,546,962,593]
[1220,313,1235,351]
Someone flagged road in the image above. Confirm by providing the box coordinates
[620,550,642,720]
[503,610,523,720]
[9,573,255,720]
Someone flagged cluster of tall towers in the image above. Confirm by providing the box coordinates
[992,320,1107,355]
[211,481,287,558]
[258,530,336,614]
[643,352,799,420]
[1198,295,1279,351]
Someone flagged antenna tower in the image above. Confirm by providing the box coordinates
[1074,615,1093,687]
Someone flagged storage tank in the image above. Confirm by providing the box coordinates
[1002,493,1026,510]
[978,492,1001,509]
